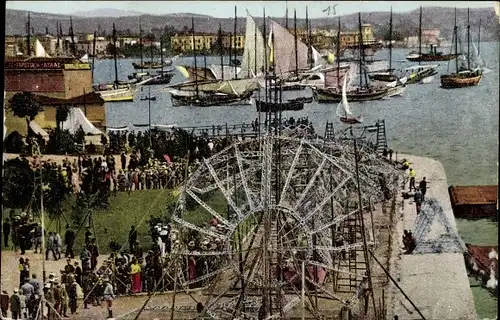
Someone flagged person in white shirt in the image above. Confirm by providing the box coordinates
[102,278,115,319]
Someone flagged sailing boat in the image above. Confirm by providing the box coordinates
[337,74,362,124]
[441,8,483,89]
[166,18,257,106]
[94,23,136,102]
[312,13,388,103]
[403,7,439,84]
[406,8,459,62]
[143,39,175,85]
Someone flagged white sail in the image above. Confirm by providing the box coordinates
[209,64,241,80]
[62,107,102,135]
[270,19,309,76]
[35,39,50,58]
[80,53,89,63]
[336,74,353,117]
[312,46,323,68]
[241,11,266,76]
[167,78,259,96]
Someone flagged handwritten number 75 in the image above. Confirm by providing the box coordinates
[323,4,337,16]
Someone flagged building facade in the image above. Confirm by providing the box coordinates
[339,24,376,48]
[171,33,245,52]
[4,57,105,135]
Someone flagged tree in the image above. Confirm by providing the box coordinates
[56,105,71,131]
[8,92,44,137]
[4,131,25,153]
[2,158,35,210]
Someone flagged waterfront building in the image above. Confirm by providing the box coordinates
[3,57,106,135]
[171,33,245,53]
[339,24,377,48]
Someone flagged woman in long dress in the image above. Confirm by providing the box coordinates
[130,258,142,293]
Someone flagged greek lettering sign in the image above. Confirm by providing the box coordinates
[4,61,64,69]
[4,61,91,70]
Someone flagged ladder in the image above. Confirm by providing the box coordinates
[375,119,388,153]
[324,121,335,141]
[335,207,367,292]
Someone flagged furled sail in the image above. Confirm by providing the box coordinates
[240,11,266,76]
[167,78,259,95]
[269,19,309,76]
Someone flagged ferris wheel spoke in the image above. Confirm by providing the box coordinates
[310,207,358,235]
[301,177,352,223]
[185,188,234,228]
[173,215,223,239]
[293,158,328,211]
[278,141,303,206]
[235,146,257,212]
[204,159,245,221]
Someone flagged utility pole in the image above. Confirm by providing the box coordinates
[26,12,31,56]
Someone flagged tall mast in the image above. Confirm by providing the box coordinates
[306,6,313,69]
[418,6,422,66]
[150,35,154,68]
[139,17,143,72]
[254,17,257,76]
[70,16,76,57]
[454,7,458,73]
[160,38,164,73]
[219,23,224,81]
[56,21,60,53]
[478,19,481,56]
[294,9,298,76]
[191,17,199,97]
[234,6,238,79]
[467,7,470,70]
[389,7,393,75]
[27,12,31,56]
[285,0,289,29]
[113,23,119,86]
[358,12,363,88]
[92,31,96,83]
[336,17,341,89]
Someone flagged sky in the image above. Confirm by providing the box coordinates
[5,1,496,19]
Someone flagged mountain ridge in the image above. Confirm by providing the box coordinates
[5,7,499,41]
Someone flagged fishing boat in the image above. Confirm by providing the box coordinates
[406,44,460,62]
[369,8,407,84]
[403,7,440,85]
[336,75,362,124]
[94,23,136,102]
[142,40,175,86]
[170,90,253,107]
[167,18,258,107]
[132,61,171,70]
[440,8,483,89]
[313,14,388,103]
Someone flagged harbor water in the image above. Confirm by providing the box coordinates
[95,43,499,318]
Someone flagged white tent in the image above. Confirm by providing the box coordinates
[29,120,49,141]
[62,107,102,135]
[35,39,51,58]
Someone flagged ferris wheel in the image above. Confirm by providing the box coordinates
[171,135,403,319]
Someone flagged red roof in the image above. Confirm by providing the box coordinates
[466,244,498,278]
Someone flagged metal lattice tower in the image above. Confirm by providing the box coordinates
[171,134,404,319]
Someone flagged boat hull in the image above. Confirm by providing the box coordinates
[406,53,460,62]
[313,87,388,103]
[440,73,482,89]
[143,73,174,86]
[97,88,135,102]
[405,68,438,84]
[340,117,362,124]
[368,73,399,82]
[171,91,253,107]
[386,85,406,97]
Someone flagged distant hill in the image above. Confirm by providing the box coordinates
[5,7,499,41]
[72,9,145,18]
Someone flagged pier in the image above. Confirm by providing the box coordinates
[388,154,477,320]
